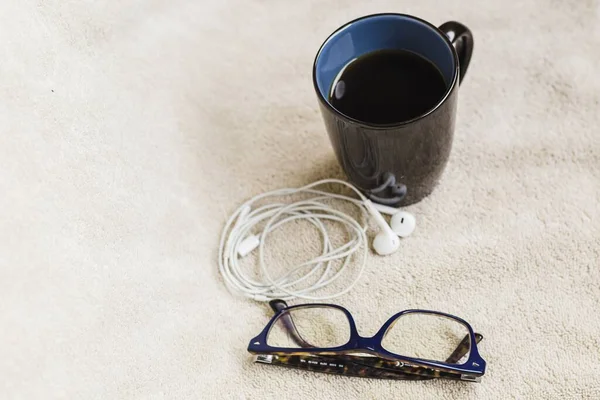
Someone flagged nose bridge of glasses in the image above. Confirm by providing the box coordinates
[355,335,381,352]
[349,315,392,349]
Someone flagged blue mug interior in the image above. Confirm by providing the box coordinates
[314,14,456,103]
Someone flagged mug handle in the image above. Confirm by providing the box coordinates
[438,21,474,83]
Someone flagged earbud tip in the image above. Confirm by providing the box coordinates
[391,211,416,237]
[391,183,407,199]
[372,232,400,256]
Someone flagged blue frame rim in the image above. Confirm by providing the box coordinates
[312,13,460,129]
[248,303,486,376]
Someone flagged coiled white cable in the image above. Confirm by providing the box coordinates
[218,179,371,302]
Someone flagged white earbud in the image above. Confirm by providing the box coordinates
[390,211,416,237]
[363,200,400,256]
[370,202,416,237]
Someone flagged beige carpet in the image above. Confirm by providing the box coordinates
[2,0,600,398]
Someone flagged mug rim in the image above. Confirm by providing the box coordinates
[312,13,460,129]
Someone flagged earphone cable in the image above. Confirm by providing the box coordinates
[218,179,371,302]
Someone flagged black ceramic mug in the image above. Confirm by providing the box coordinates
[313,14,473,205]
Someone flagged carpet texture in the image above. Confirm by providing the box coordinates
[2,0,600,399]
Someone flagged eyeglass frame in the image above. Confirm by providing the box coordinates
[248,300,486,382]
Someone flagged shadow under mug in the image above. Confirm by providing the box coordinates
[313,13,473,206]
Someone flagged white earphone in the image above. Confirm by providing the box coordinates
[218,179,416,301]
[370,203,417,238]
[233,199,414,257]
[364,200,400,256]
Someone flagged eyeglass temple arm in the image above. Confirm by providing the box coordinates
[256,352,484,381]
[268,300,313,348]
[269,299,484,361]
[256,353,436,380]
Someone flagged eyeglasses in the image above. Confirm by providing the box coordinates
[248,300,486,382]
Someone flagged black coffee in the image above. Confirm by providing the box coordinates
[329,49,447,124]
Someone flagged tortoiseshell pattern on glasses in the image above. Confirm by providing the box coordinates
[248,300,486,382]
